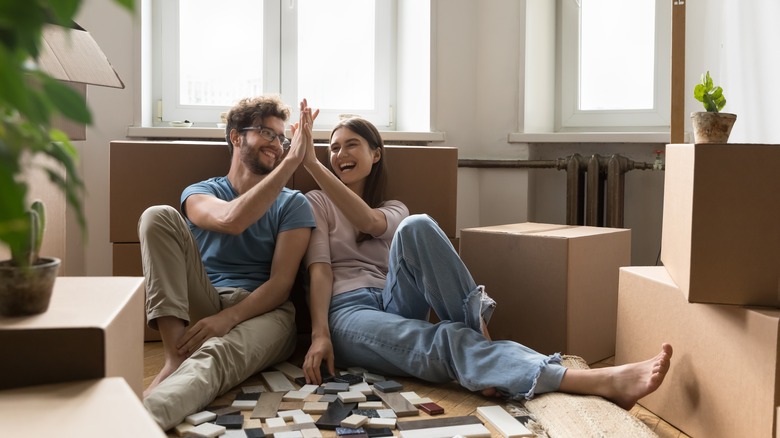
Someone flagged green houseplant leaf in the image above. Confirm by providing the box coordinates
[694,71,727,113]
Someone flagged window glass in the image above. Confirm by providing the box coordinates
[580,0,655,110]
[178,0,264,107]
[157,0,396,128]
[297,0,375,110]
[558,0,670,131]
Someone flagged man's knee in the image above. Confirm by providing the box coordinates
[138,205,184,239]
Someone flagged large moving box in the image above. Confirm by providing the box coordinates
[40,23,124,140]
[616,266,780,438]
[0,277,145,397]
[0,378,165,437]
[661,143,780,306]
[460,223,630,364]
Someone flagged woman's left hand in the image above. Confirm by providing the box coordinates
[302,334,335,385]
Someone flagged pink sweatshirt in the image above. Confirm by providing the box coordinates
[304,190,409,296]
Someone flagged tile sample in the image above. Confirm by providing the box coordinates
[476,405,534,437]
[302,401,329,414]
[215,414,244,429]
[274,362,306,380]
[338,391,367,403]
[398,423,491,438]
[366,417,396,429]
[315,400,358,430]
[395,415,482,431]
[184,410,217,425]
[262,371,296,392]
[419,402,444,416]
[372,380,402,393]
[188,422,227,438]
[250,391,284,419]
[371,387,417,417]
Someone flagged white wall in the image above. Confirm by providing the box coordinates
[68,0,137,275]
[432,0,530,233]
[67,0,777,275]
[686,0,780,144]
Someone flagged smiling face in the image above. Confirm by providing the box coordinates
[237,116,286,175]
[329,126,381,194]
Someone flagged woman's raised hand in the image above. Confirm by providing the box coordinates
[288,99,319,166]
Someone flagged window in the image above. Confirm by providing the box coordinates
[557,0,671,131]
[155,0,395,129]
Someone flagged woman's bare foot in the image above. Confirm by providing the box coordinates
[480,316,492,341]
[480,387,502,398]
[605,343,673,409]
[559,343,673,410]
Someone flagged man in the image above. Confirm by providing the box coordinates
[140,96,317,430]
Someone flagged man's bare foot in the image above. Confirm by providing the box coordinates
[558,343,672,410]
[143,356,185,398]
[604,343,673,410]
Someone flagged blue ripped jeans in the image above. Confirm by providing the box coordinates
[328,214,565,400]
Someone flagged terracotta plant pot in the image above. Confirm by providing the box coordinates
[691,112,737,144]
[0,257,60,317]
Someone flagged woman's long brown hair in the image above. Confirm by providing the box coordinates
[328,117,388,242]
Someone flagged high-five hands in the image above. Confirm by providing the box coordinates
[287,98,320,165]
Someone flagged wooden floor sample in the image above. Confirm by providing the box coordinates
[145,341,690,438]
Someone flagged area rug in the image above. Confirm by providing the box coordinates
[504,355,658,438]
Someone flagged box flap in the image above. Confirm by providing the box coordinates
[38,23,124,89]
[538,226,630,239]
[461,222,570,235]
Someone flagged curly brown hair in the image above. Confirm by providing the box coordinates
[225,95,290,157]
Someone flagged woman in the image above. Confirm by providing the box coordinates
[300,114,672,409]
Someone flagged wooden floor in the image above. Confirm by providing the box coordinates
[144,340,689,437]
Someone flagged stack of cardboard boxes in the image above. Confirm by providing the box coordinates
[616,143,780,437]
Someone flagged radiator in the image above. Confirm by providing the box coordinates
[458,154,657,228]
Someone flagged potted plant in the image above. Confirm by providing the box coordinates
[0,201,61,316]
[0,0,132,316]
[691,71,737,143]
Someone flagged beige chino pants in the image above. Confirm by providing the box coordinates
[138,205,296,431]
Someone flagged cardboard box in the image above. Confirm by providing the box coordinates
[615,266,780,438]
[661,143,780,306]
[109,141,231,244]
[38,22,124,140]
[113,243,161,342]
[0,378,165,437]
[0,277,145,397]
[460,223,631,364]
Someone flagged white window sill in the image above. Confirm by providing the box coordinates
[508,131,690,144]
[126,127,446,143]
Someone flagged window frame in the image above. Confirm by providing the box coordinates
[154,0,395,129]
[556,0,671,132]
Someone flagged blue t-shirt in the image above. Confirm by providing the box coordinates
[181,176,315,292]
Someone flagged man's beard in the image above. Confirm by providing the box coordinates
[241,146,275,175]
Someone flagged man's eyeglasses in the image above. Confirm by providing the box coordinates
[241,126,290,149]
